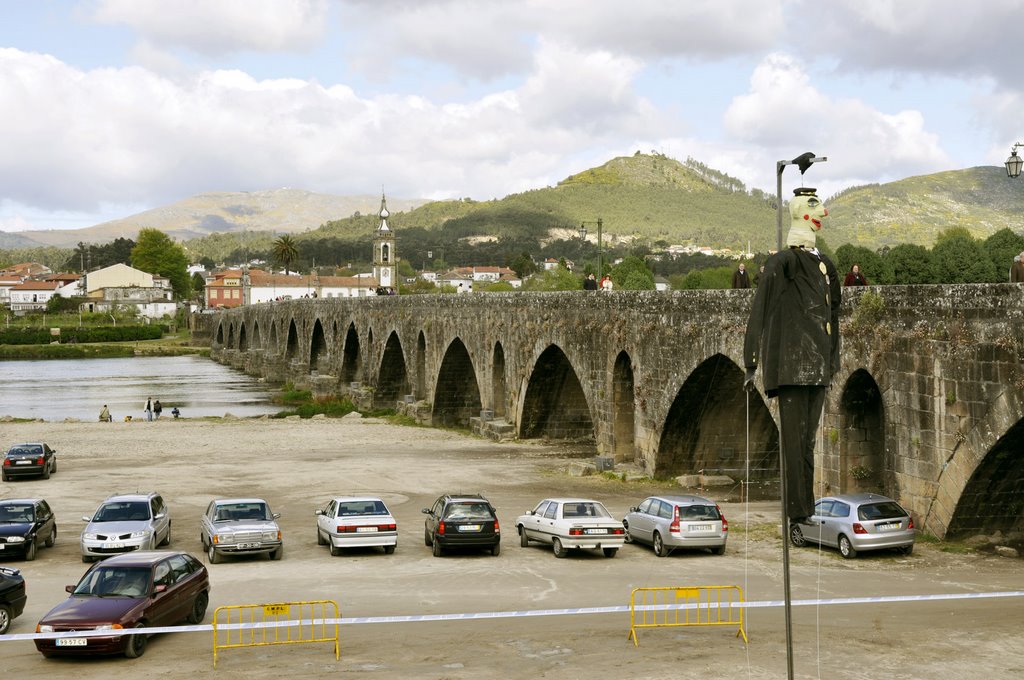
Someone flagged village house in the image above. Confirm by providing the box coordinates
[205,268,378,308]
[9,280,62,313]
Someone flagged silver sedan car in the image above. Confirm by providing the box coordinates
[201,498,283,563]
[315,497,397,556]
[80,493,171,563]
[622,495,727,556]
[789,493,915,558]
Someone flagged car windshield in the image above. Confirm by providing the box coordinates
[7,445,41,457]
[74,567,151,598]
[562,502,612,519]
[93,501,151,522]
[857,501,907,521]
[679,505,720,521]
[443,502,493,521]
[337,500,389,516]
[0,504,34,523]
[215,503,271,522]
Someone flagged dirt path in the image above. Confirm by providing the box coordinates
[1,417,1022,679]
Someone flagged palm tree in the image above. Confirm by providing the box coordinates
[272,234,299,275]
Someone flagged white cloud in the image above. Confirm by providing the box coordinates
[91,0,329,55]
[0,44,678,220]
[722,54,950,191]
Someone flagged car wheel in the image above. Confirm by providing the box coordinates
[838,535,857,559]
[208,543,220,564]
[0,604,11,635]
[519,526,530,547]
[552,537,567,558]
[45,526,56,548]
[187,591,209,624]
[789,524,807,548]
[1,471,8,482]
[82,554,94,563]
[491,542,501,557]
[124,623,147,659]
[424,527,433,547]
[653,532,667,558]
[622,523,632,544]
[383,545,396,555]
[329,543,341,557]
[899,544,914,556]
[41,463,50,480]
[51,459,57,474]
[24,539,37,561]
[603,547,618,558]
[160,523,171,547]
[712,544,726,556]
[432,540,443,557]
[317,528,326,546]
[270,546,283,560]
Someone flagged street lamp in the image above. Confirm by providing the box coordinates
[579,218,604,281]
[776,152,827,251]
[1006,142,1023,178]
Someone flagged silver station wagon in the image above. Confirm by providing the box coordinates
[622,495,728,556]
[789,493,915,558]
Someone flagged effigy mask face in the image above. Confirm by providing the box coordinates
[786,190,828,249]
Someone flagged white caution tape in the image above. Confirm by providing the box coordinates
[3,590,1022,642]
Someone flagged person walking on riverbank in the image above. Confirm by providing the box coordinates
[144,397,153,421]
[154,399,163,419]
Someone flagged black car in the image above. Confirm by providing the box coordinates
[2,443,57,481]
[0,498,57,561]
[422,493,500,557]
[0,566,27,634]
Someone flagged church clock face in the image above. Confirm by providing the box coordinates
[380,268,391,286]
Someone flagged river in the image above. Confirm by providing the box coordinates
[0,355,280,422]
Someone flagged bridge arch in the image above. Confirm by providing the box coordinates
[340,322,360,384]
[376,331,409,408]
[251,320,262,349]
[947,417,1024,537]
[657,353,777,480]
[268,321,279,355]
[285,319,299,360]
[433,337,482,426]
[519,344,592,440]
[215,321,225,346]
[238,323,248,351]
[310,319,327,371]
[612,351,635,462]
[416,332,427,399]
[838,369,884,493]
[492,342,507,419]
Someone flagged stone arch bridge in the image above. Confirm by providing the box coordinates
[202,285,1024,540]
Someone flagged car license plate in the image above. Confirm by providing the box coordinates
[458,524,481,532]
[877,523,901,532]
[57,638,88,647]
[15,460,32,465]
[689,524,713,532]
[237,542,261,549]
[584,528,607,535]
[356,527,378,533]
[102,542,125,549]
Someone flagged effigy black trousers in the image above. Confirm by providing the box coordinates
[776,385,826,521]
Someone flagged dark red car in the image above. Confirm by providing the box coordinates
[35,551,209,659]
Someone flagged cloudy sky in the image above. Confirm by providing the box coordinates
[2,0,1022,232]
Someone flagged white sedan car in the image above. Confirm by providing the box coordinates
[315,497,397,556]
[515,498,625,558]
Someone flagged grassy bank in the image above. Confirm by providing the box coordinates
[0,330,208,359]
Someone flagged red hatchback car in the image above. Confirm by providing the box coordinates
[35,551,209,659]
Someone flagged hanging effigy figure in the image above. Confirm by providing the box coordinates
[743,187,841,522]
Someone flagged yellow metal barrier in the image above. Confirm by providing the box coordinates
[628,586,747,646]
[212,599,340,668]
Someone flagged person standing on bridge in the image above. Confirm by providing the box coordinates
[1011,252,1024,283]
[743,187,841,523]
[732,263,751,289]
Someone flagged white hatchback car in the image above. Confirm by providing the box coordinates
[315,497,397,556]
[515,498,625,558]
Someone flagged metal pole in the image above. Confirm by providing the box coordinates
[780,434,794,680]
[776,162,785,252]
[597,218,603,282]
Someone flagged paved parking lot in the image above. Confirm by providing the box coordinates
[1,418,1022,679]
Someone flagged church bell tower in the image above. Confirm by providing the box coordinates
[373,192,397,291]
